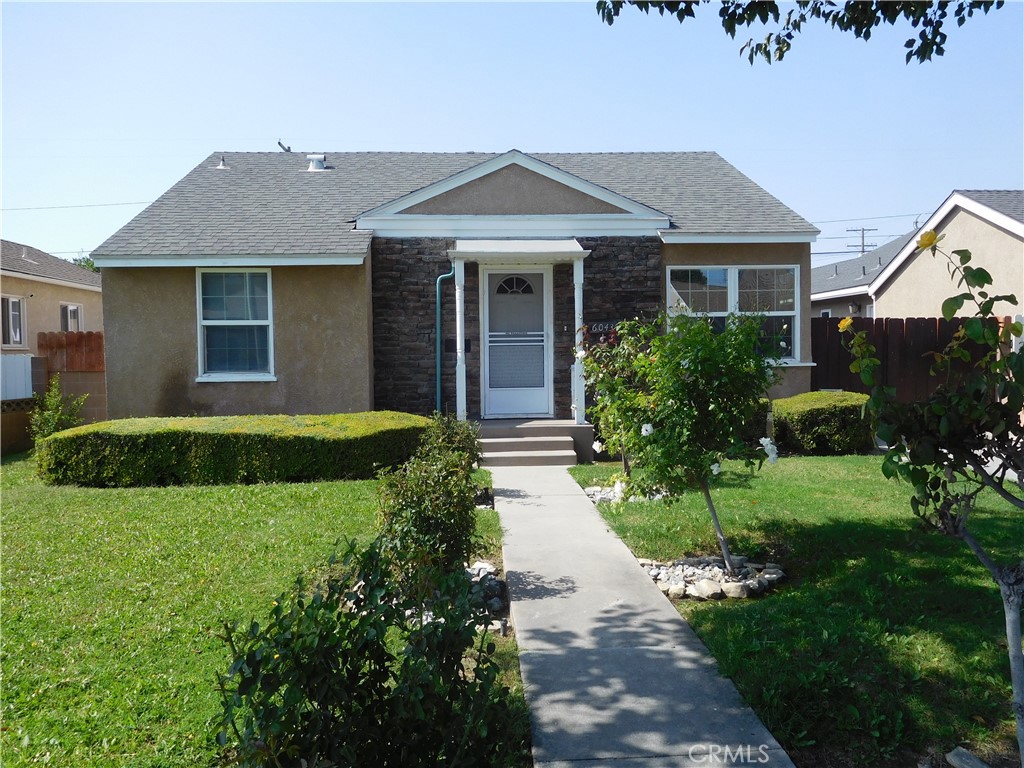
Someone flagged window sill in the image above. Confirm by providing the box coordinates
[2,345,30,352]
[196,373,277,383]
[772,360,816,368]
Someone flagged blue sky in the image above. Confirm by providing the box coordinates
[2,1,1022,266]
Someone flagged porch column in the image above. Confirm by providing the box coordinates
[454,259,468,421]
[572,256,586,425]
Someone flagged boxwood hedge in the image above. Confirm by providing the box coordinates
[773,391,874,455]
[36,411,431,487]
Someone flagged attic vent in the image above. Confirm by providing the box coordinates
[306,154,327,172]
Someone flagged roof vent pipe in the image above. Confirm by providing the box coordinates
[306,154,327,172]
[215,156,228,170]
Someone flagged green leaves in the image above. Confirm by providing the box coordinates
[941,293,972,321]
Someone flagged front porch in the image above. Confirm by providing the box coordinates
[478,419,595,466]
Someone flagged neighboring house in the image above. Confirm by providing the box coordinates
[92,149,819,422]
[810,232,915,318]
[813,190,1023,320]
[1,239,103,356]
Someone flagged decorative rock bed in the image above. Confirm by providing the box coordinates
[639,555,786,600]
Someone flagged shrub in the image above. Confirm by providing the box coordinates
[29,374,88,443]
[217,540,522,767]
[773,391,874,455]
[377,448,478,595]
[419,412,481,472]
[35,411,430,487]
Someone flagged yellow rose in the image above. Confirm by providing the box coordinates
[838,316,854,332]
[916,230,942,251]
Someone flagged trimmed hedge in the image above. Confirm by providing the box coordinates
[773,391,874,455]
[36,411,431,487]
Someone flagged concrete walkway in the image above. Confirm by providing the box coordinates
[492,465,796,768]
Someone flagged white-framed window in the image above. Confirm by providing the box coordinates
[2,295,26,347]
[196,269,275,381]
[820,309,831,318]
[60,303,83,332]
[667,265,799,361]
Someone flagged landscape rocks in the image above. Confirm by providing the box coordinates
[466,560,509,614]
[637,554,786,601]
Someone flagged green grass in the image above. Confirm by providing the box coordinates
[569,456,1022,768]
[1,455,526,767]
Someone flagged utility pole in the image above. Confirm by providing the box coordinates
[847,227,878,256]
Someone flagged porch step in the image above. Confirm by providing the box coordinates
[477,419,594,466]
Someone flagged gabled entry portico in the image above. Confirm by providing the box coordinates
[449,239,589,424]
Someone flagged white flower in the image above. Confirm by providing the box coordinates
[711,462,721,475]
[575,348,587,360]
[641,423,654,437]
[759,436,779,464]
[592,440,604,454]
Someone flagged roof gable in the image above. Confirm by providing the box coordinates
[811,232,915,300]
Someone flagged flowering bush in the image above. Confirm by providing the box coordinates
[582,312,779,570]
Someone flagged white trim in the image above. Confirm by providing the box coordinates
[195,268,275,380]
[451,238,591,265]
[358,149,668,220]
[362,213,668,238]
[94,252,367,268]
[455,260,467,421]
[480,265,554,419]
[0,270,102,292]
[869,191,1024,296]
[665,264,803,364]
[659,231,818,244]
[810,285,870,302]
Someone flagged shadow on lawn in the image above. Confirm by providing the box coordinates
[683,513,1016,767]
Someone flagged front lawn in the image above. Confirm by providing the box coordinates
[570,456,1021,768]
[1,454,523,767]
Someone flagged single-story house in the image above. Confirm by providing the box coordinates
[812,190,1023,319]
[810,232,915,319]
[1,239,103,356]
[92,149,819,427]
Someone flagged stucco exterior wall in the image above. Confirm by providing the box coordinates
[874,208,1024,318]
[811,293,872,320]
[103,264,373,418]
[402,165,627,215]
[0,274,103,355]
[662,242,813,398]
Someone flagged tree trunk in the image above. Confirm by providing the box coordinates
[998,573,1024,765]
[700,479,735,575]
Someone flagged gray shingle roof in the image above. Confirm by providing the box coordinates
[94,151,818,258]
[1,239,102,288]
[955,189,1024,224]
[811,232,916,296]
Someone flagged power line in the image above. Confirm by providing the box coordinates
[2,201,151,212]
[811,212,927,225]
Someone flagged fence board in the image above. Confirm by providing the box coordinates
[38,331,104,372]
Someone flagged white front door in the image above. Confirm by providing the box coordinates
[482,268,553,417]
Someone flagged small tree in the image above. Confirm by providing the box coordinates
[583,312,779,573]
[843,232,1024,761]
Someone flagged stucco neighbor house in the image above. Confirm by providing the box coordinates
[1,239,103,355]
[812,190,1023,320]
[92,149,819,436]
[810,232,915,319]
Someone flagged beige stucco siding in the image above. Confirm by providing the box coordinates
[103,264,373,418]
[811,293,872,320]
[662,242,813,398]
[874,208,1024,318]
[0,274,103,355]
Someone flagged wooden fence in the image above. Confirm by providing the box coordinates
[37,331,107,423]
[810,316,1009,402]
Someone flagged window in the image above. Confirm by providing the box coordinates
[2,296,25,347]
[60,303,83,332]
[196,270,274,380]
[667,266,798,360]
[820,309,831,318]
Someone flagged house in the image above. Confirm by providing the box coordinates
[812,190,1023,320]
[810,232,915,318]
[1,239,103,356]
[92,149,819,435]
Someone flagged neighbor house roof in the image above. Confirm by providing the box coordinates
[93,150,818,263]
[870,189,1024,297]
[1,239,102,290]
[811,232,916,301]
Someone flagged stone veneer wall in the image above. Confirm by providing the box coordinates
[371,236,664,420]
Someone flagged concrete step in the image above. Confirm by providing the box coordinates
[480,449,579,467]
[480,436,575,453]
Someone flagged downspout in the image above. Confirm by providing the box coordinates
[436,263,456,413]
